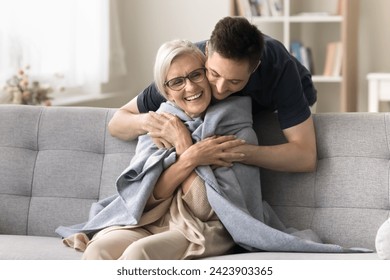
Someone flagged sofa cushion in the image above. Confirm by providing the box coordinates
[1,105,389,259]
[205,251,379,260]
[255,112,390,251]
[0,235,82,260]
[0,105,137,237]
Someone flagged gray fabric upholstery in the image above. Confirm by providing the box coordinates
[0,105,136,240]
[255,112,390,252]
[0,104,388,259]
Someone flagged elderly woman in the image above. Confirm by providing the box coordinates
[57,39,362,259]
[56,39,246,259]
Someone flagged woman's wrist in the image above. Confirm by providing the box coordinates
[174,133,193,155]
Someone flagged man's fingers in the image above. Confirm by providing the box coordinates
[219,139,246,150]
[210,135,245,145]
[218,151,245,162]
[209,135,246,150]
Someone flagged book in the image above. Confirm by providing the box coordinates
[249,0,260,16]
[306,47,315,75]
[300,46,311,73]
[337,0,345,15]
[332,42,343,76]
[234,0,280,17]
[255,0,270,16]
[323,42,335,76]
[291,41,315,74]
[235,0,252,16]
[290,41,303,63]
[323,42,342,76]
[268,0,283,16]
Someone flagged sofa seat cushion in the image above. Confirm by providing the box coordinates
[205,252,379,260]
[0,235,81,260]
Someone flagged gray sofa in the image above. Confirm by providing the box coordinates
[0,104,388,260]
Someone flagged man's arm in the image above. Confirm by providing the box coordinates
[108,96,194,149]
[228,116,317,172]
[108,96,149,141]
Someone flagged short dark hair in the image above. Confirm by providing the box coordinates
[209,17,264,71]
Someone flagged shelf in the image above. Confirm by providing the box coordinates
[251,16,285,23]
[231,0,358,112]
[289,15,342,23]
[312,75,342,83]
[251,15,342,23]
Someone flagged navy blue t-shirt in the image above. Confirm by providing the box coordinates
[137,35,316,130]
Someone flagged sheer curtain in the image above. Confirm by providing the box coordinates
[0,0,126,94]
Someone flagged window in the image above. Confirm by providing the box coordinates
[0,0,126,98]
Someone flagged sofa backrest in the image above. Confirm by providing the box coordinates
[254,112,390,251]
[0,105,136,237]
[0,105,389,251]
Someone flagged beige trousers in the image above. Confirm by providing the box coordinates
[82,227,190,260]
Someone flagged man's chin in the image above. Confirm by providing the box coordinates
[212,94,228,101]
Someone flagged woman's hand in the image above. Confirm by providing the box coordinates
[144,112,192,152]
[153,135,245,199]
[181,135,246,168]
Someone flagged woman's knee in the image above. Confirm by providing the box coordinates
[82,238,122,260]
[119,231,189,260]
[119,238,153,260]
[82,240,108,260]
[82,228,150,260]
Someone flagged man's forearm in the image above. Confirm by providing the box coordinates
[239,142,317,172]
[243,115,317,172]
[108,109,148,141]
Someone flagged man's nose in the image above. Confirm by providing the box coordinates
[215,78,228,94]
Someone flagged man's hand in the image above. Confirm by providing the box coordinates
[143,111,192,150]
[182,135,246,168]
[142,112,247,167]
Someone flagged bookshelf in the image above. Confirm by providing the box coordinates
[231,0,359,112]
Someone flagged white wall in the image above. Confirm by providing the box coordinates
[105,0,390,112]
[358,0,390,111]
[119,0,229,102]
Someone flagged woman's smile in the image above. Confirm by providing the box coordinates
[184,92,203,101]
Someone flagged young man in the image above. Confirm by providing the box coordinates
[108,16,317,172]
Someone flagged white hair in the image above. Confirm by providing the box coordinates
[153,39,206,99]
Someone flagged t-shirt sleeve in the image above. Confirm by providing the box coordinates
[276,60,311,130]
[136,82,166,113]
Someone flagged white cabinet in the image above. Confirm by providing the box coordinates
[367,73,390,112]
[231,0,359,112]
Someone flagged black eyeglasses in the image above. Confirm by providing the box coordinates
[164,68,206,91]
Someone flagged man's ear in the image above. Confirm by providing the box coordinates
[205,41,209,57]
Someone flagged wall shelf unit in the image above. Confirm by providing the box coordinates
[231,0,359,112]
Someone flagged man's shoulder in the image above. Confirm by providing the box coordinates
[195,40,207,54]
[262,34,290,59]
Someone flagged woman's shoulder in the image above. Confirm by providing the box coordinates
[207,96,252,121]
